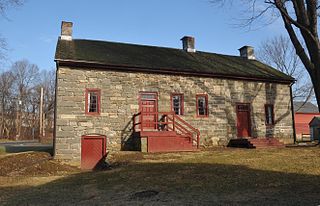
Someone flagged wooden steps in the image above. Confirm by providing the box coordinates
[140,131,177,137]
[133,111,200,153]
[139,131,197,152]
[228,138,285,149]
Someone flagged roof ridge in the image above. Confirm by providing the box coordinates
[72,38,245,59]
[72,38,184,51]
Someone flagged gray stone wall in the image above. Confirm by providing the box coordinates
[55,66,294,160]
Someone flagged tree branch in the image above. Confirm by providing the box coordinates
[275,0,318,43]
[306,0,318,38]
[276,3,315,73]
[292,0,309,26]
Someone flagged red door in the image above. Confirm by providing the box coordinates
[139,92,158,130]
[236,104,251,138]
[81,135,106,170]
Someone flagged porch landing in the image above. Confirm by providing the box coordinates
[139,131,198,153]
[133,111,200,153]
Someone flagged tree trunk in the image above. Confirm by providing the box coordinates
[310,67,320,112]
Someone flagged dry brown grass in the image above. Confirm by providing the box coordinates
[0,139,14,143]
[0,147,320,205]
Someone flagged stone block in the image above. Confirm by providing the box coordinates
[141,137,147,152]
[78,122,93,127]
[61,126,74,131]
[60,114,76,119]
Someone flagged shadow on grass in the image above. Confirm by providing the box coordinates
[0,145,53,155]
[5,145,53,154]
[1,162,320,205]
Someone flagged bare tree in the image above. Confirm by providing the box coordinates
[40,69,55,114]
[0,0,24,17]
[11,60,40,139]
[0,61,55,141]
[0,70,15,138]
[0,35,7,61]
[0,0,24,62]
[38,69,56,139]
[257,35,314,103]
[211,0,320,111]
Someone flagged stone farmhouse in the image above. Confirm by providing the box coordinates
[54,21,295,166]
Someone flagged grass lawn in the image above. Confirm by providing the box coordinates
[0,147,320,205]
[0,147,5,155]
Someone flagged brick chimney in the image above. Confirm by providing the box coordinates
[60,21,73,41]
[238,46,255,60]
[181,36,196,53]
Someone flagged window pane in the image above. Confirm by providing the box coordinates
[88,92,98,113]
[265,105,273,125]
[172,95,182,115]
[238,105,249,111]
[141,94,156,100]
[268,106,272,124]
[198,96,207,116]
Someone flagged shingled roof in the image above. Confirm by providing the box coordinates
[55,39,294,83]
[309,116,320,126]
[293,101,319,113]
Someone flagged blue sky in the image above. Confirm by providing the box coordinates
[0,0,286,70]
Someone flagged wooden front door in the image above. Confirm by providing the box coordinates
[236,104,251,138]
[139,92,158,130]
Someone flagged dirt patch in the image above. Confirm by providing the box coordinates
[0,152,80,176]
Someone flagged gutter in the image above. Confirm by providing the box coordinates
[55,59,295,85]
[289,82,297,143]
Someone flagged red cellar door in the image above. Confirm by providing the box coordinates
[81,135,106,170]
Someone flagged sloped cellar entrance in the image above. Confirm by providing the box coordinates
[81,135,107,170]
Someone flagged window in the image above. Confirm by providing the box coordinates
[171,94,184,115]
[85,89,101,115]
[196,94,208,117]
[265,104,274,125]
[237,104,250,112]
[140,93,157,100]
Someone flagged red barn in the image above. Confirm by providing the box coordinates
[294,102,320,141]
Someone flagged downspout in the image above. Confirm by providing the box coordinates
[289,82,296,143]
[52,61,59,157]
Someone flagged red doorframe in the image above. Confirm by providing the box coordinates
[236,103,251,138]
[139,92,158,130]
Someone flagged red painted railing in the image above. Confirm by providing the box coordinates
[133,111,200,149]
